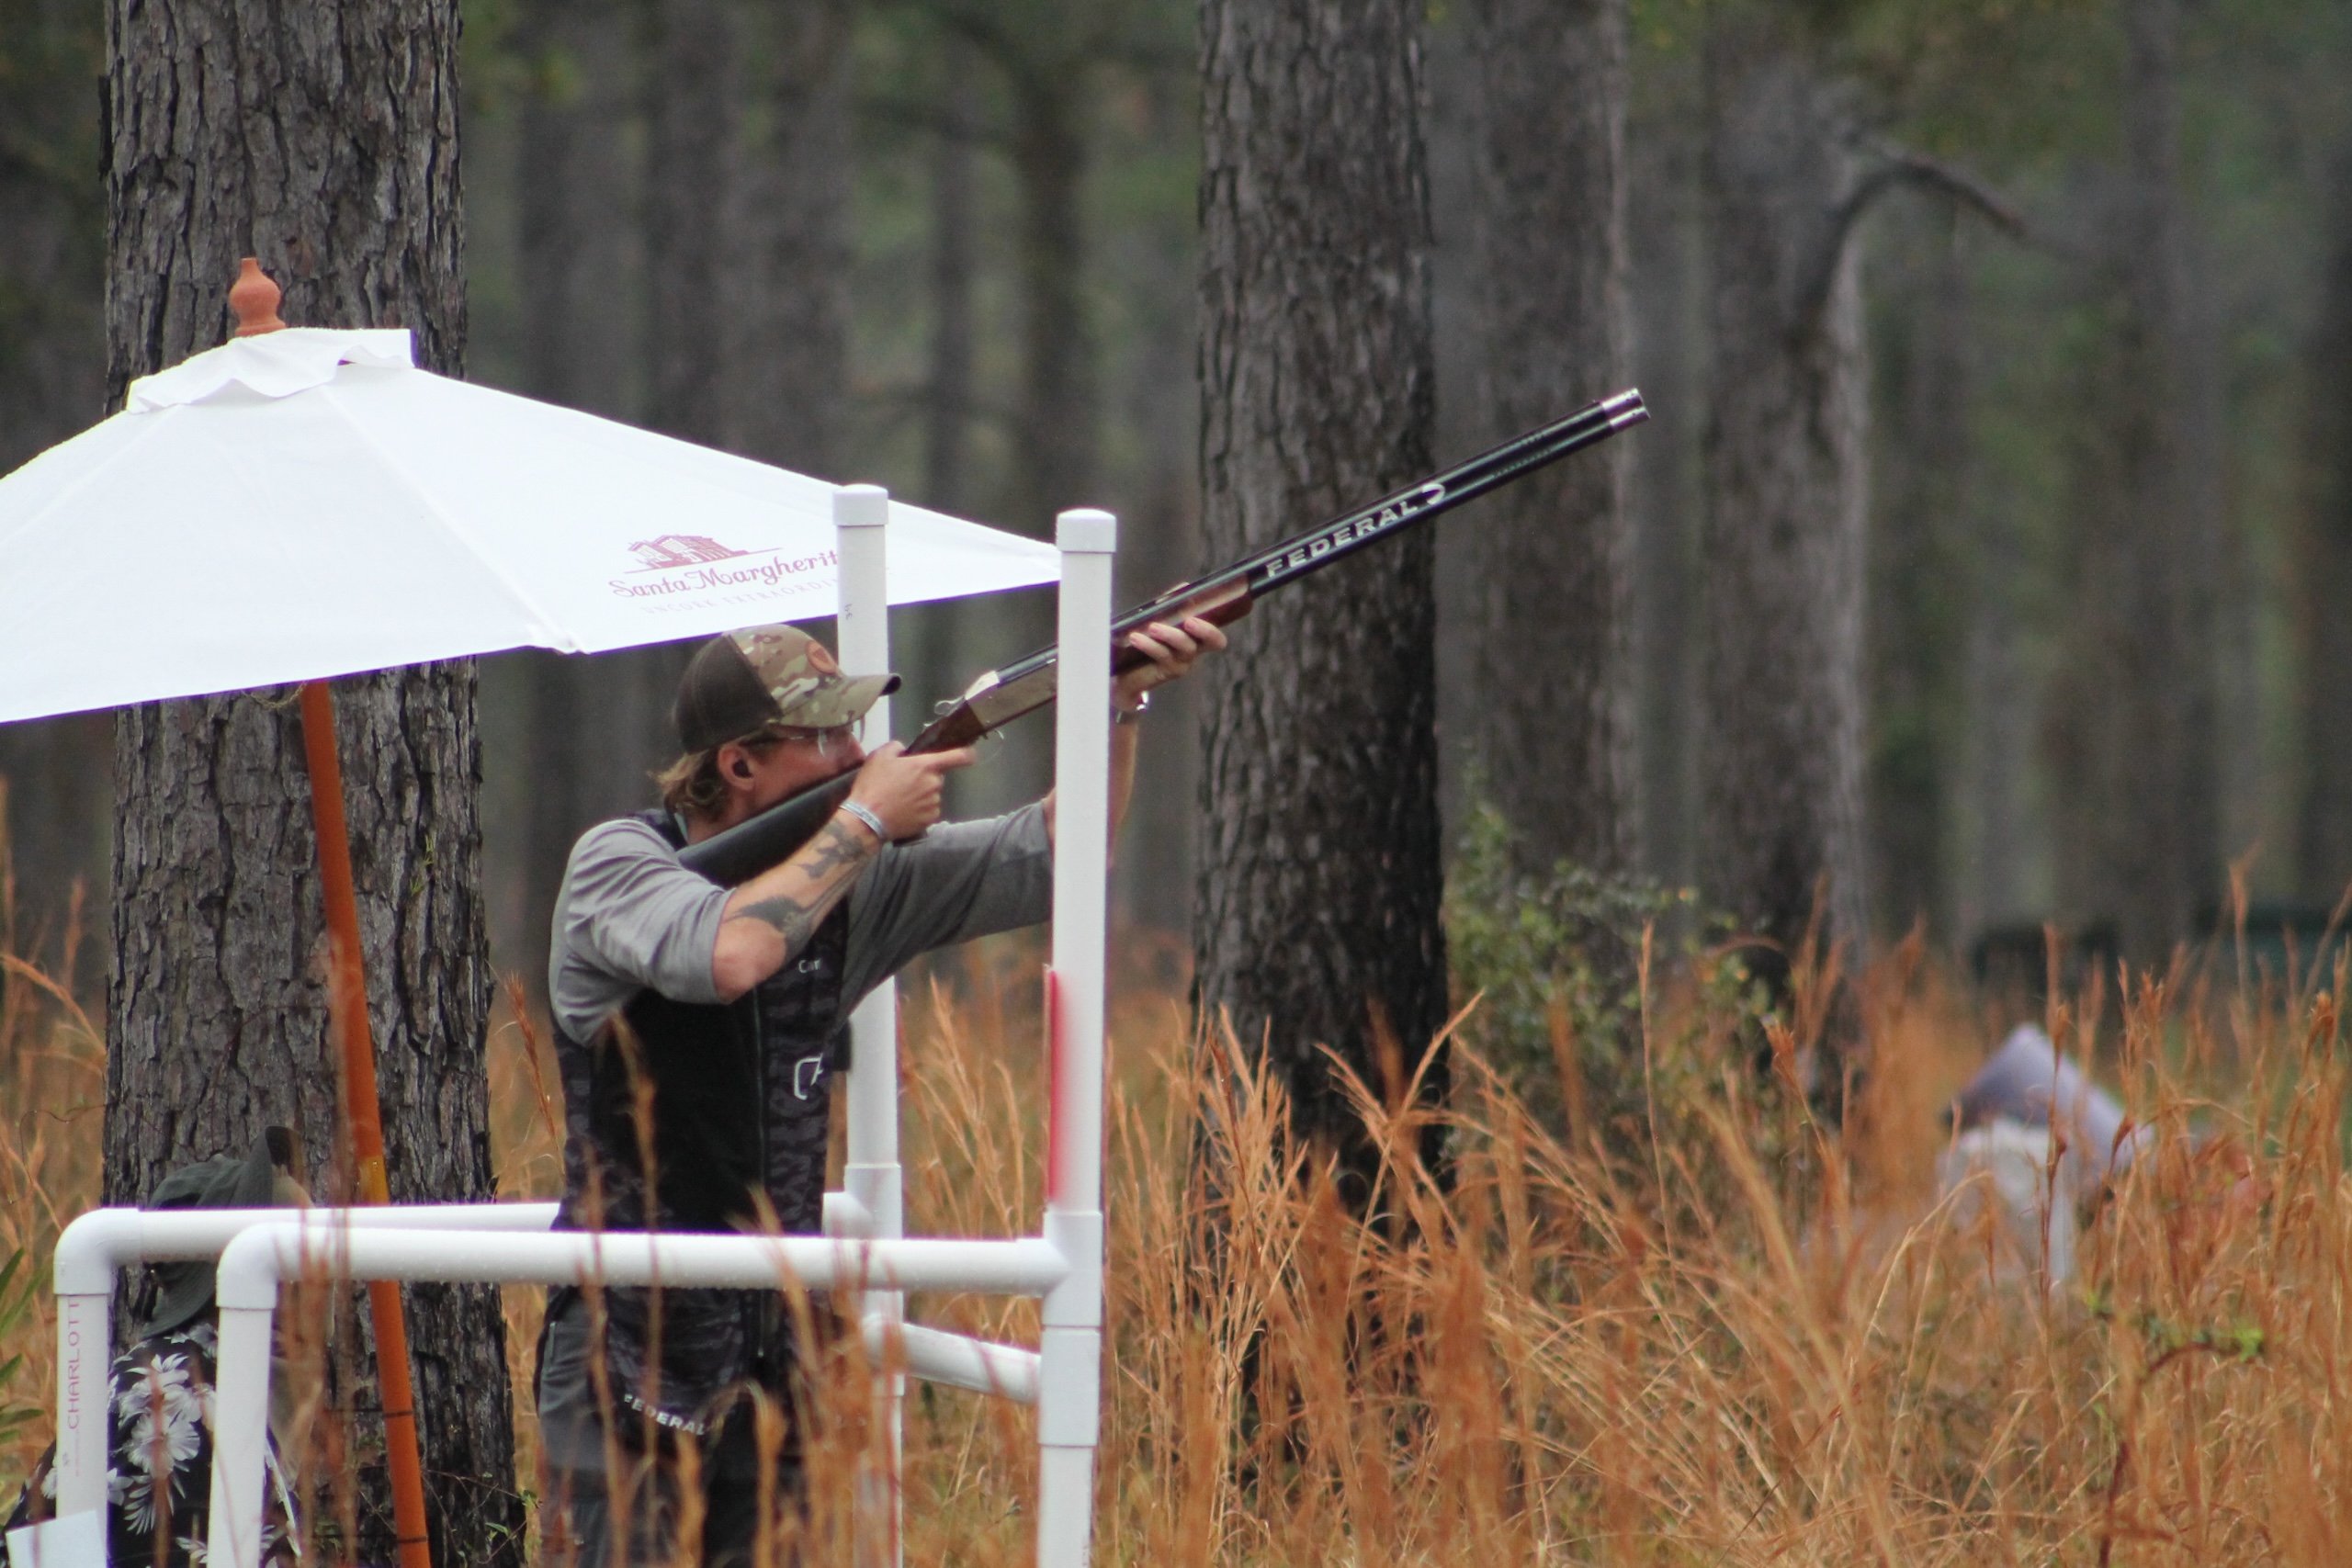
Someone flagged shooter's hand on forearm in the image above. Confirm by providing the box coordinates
[1114,615,1227,713]
[1046,614,1227,848]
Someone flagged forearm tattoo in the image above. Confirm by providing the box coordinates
[725,818,873,958]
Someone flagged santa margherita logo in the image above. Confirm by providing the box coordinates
[628,534,748,570]
[610,536,839,604]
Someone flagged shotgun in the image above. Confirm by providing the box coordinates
[678,388,1648,886]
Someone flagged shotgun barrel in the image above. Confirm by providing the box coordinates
[678,389,1647,886]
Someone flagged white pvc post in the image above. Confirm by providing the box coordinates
[1038,509,1114,1568]
[210,1300,278,1568]
[206,1225,1076,1568]
[48,1201,559,1526]
[833,480,905,1568]
[51,1289,104,1521]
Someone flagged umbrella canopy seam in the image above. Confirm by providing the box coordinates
[0,400,175,558]
[314,378,579,652]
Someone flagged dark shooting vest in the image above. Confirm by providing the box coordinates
[550,809,849,1437]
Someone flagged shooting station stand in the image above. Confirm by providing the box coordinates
[36,495,1120,1568]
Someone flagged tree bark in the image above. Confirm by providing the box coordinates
[1698,13,1870,977]
[1006,59,1098,524]
[1866,207,1971,940]
[2299,138,2352,906]
[903,32,983,742]
[640,0,741,450]
[928,8,1099,818]
[607,0,745,863]
[0,0,103,469]
[515,0,633,426]
[0,4,112,964]
[99,4,517,1564]
[1459,0,1634,880]
[0,714,109,986]
[733,0,854,476]
[1626,85,1704,894]
[2049,0,2222,957]
[1194,0,1446,1185]
[1107,61,1203,937]
[507,0,658,1001]
[1955,430,2034,943]
[923,33,980,522]
[2113,0,2222,952]
[1423,10,1481,845]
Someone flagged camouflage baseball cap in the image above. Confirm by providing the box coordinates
[673,624,899,751]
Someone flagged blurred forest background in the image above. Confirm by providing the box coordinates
[4,0,2350,997]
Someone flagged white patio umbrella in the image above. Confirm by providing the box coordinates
[0,260,1057,1568]
[0,293,1055,724]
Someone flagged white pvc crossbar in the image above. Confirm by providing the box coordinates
[867,1319,1042,1404]
[48,1201,560,1522]
[203,1226,1076,1568]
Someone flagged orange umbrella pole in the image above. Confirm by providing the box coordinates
[299,677,435,1568]
[234,261,433,1568]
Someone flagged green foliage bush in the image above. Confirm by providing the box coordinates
[1444,798,1781,1166]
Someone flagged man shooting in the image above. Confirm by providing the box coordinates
[535,613,1222,1567]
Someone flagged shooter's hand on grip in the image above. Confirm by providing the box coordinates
[845,740,977,842]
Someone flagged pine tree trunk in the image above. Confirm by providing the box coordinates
[907,34,981,761]
[957,26,1096,817]
[733,0,854,476]
[2111,0,2222,953]
[99,2,517,1563]
[0,715,110,984]
[1008,66,1097,525]
[641,0,740,450]
[0,6,111,964]
[516,0,633,426]
[2300,141,2352,905]
[2051,0,2222,957]
[0,1,103,466]
[1194,0,1446,1186]
[924,34,979,522]
[1460,0,1634,879]
[1867,208,1971,940]
[1698,16,1870,976]
[1956,427,2033,942]
[620,0,744,828]
[510,0,648,1002]
[1626,102,1704,893]
[1111,63,1203,937]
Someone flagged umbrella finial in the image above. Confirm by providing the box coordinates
[230,258,287,336]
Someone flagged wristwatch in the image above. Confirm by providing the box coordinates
[1114,689,1151,727]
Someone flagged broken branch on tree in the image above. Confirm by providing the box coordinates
[1804,142,2036,319]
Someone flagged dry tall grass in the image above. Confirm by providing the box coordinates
[0,819,101,1483]
[6,876,2352,1563]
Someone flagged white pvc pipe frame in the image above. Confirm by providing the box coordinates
[46,1192,961,1526]
[187,502,1117,1568]
[49,1201,561,1520]
[835,484,909,1568]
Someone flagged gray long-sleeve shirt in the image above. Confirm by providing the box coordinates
[547,802,1053,1043]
